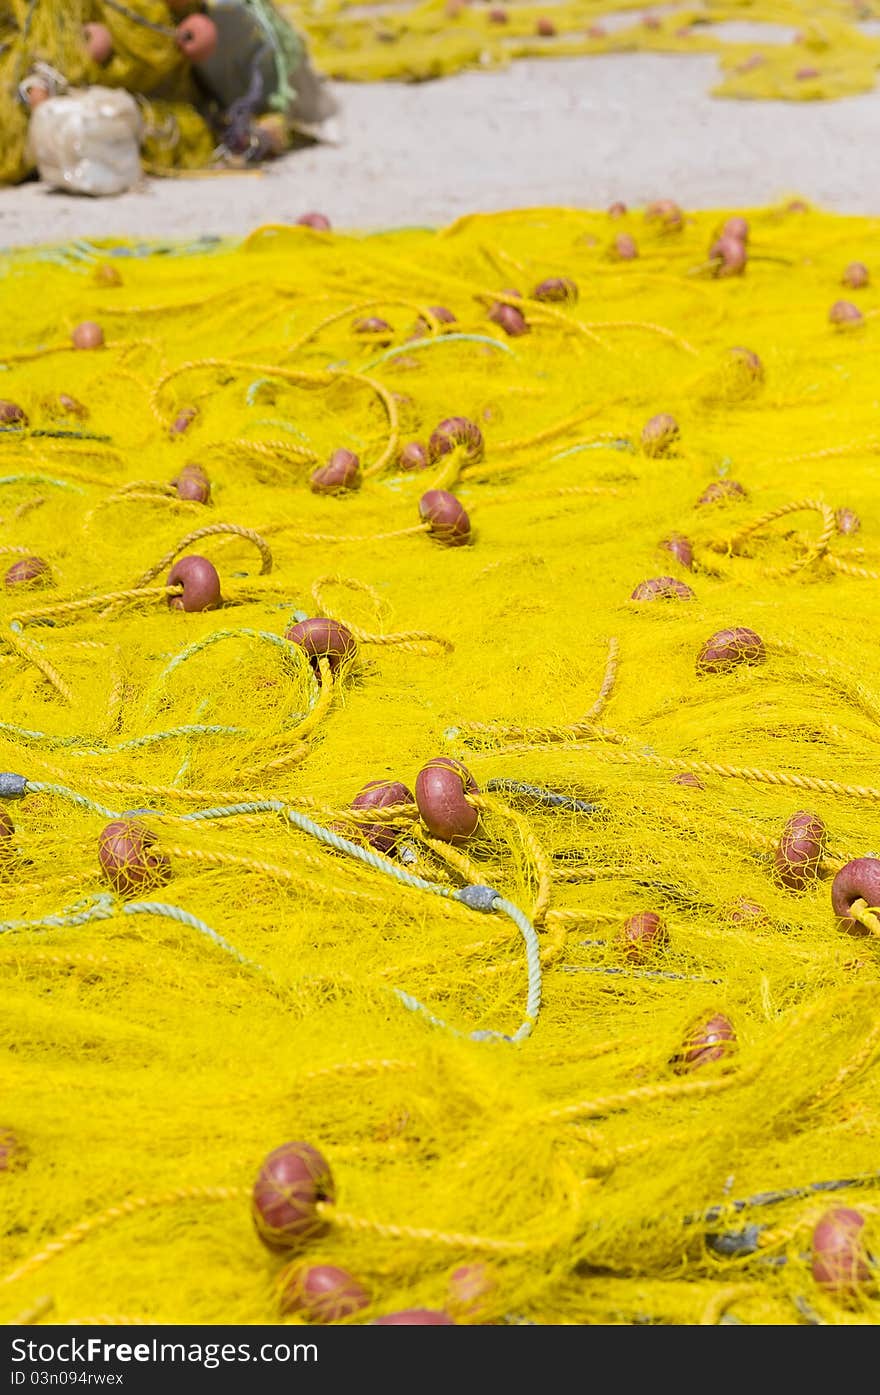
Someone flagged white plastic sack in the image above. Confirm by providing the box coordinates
[27,87,143,197]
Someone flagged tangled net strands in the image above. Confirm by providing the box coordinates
[2,200,880,1328]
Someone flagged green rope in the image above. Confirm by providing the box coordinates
[0,721,245,756]
[117,725,247,751]
[244,0,304,113]
[179,799,542,1043]
[0,722,96,751]
[250,419,313,444]
[361,333,515,372]
[0,475,83,492]
[122,898,268,972]
[2,781,543,1043]
[549,439,634,460]
[0,429,113,442]
[172,699,210,788]
[0,893,268,976]
[154,627,301,686]
[24,780,120,819]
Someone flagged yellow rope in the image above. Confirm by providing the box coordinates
[1,1189,245,1289]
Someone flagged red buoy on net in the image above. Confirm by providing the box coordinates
[166,555,221,612]
[415,757,480,843]
[98,820,171,897]
[418,490,471,546]
[350,779,414,853]
[285,618,357,677]
[252,1141,335,1251]
[4,557,51,590]
[278,1263,370,1321]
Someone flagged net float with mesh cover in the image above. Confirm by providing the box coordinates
[252,1141,336,1251]
[697,480,748,507]
[835,507,861,535]
[620,911,669,963]
[415,756,480,844]
[285,617,358,676]
[93,263,122,287]
[630,576,695,602]
[413,306,458,336]
[645,199,684,232]
[170,408,199,439]
[418,490,471,546]
[0,400,27,426]
[353,317,393,345]
[729,898,769,925]
[51,393,89,420]
[447,1262,498,1321]
[811,1208,874,1302]
[611,234,638,261]
[0,1126,28,1173]
[773,811,826,892]
[660,535,694,570]
[399,442,429,471]
[641,413,679,457]
[427,416,484,465]
[696,627,767,674]
[349,779,415,853]
[277,1262,370,1322]
[699,346,765,405]
[727,345,764,380]
[98,820,172,897]
[672,1013,737,1073]
[310,449,361,496]
[4,557,52,589]
[488,302,529,336]
[532,277,578,304]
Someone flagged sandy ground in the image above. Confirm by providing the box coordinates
[1,48,880,246]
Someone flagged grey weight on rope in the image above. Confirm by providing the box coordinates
[455,884,500,913]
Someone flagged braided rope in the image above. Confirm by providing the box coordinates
[134,524,274,588]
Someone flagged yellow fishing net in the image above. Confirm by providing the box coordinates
[1,200,879,1327]
[4,2,880,186]
[298,0,880,98]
